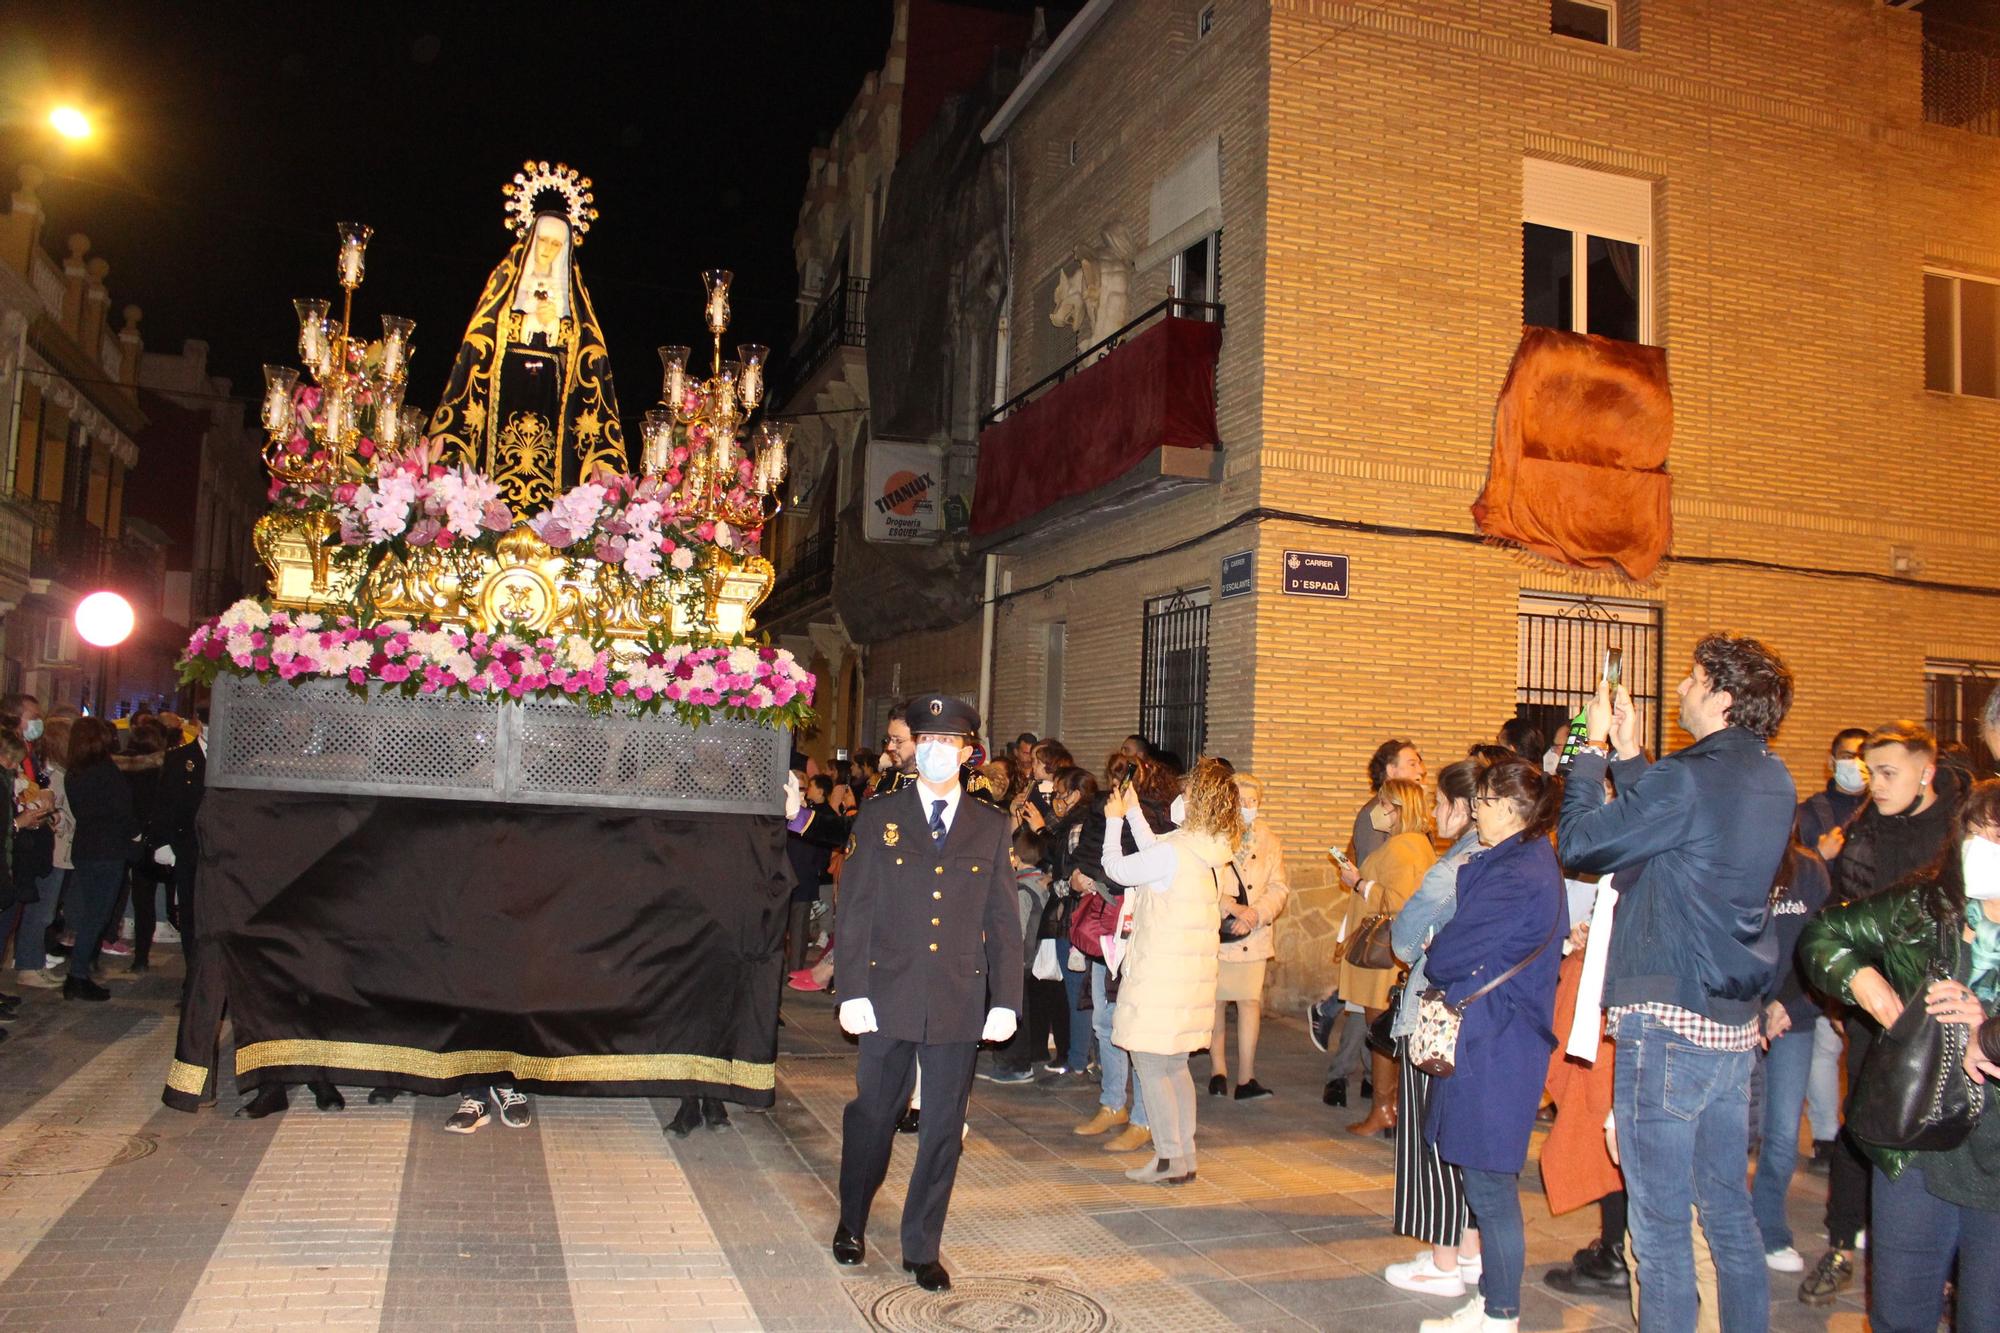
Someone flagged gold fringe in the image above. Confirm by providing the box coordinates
[165,1059,209,1095]
[232,1039,776,1091]
[1482,534,1666,594]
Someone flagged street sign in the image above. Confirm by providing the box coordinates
[1281,549,1349,599]
[1220,550,1254,599]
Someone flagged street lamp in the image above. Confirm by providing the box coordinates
[75,590,133,716]
[47,106,93,142]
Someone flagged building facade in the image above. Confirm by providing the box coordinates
[0,164,156,713]
[960,0,2000,1006]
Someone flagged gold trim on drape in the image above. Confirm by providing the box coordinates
[166,1059,209,1095]
[232,1039,775,1090]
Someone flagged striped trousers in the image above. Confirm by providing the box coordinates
[1393,1037,1469,1247]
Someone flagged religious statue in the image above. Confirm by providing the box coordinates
[427,162,627,512]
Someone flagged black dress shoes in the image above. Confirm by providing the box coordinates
[1544,1239,1630,1295]
[236,1084,290,1118]
[902,1258,951,1291]
[63,976,109,1002]
[666,1097,704,1138]
[700,1097,731,1129]
[895,1107,920,1134]
[1322,1077,1347,1108]
[831,1225,865,1265]
[367,1088,401,1105]
[309,1080,345,1111]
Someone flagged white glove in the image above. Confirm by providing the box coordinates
[153,845,177,867]
[838,997,878,1035]
[784,772,804,820]
[982,1008,1017,1043]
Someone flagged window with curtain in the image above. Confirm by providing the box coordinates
[1522,159,1654,344]
[1924,270,2000,398]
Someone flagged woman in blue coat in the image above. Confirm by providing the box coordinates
[1419,758,1565,1333]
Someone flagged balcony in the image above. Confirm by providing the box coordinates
[757,531,835,628]
[768,277,867,410]
[25,503,163,607]
[971,298,1224,550]
[1927,37,2000,136]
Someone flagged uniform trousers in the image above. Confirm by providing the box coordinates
[839,1034,978,1264]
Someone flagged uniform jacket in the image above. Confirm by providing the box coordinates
[833,782,1021,1043]
[147,740,206,859]
[1559,727,1797,1025]
[1337,830,1436,1011]
[1103,809,1232,1055]
[1422,831,1565,1175]
[1218,821,1289,964]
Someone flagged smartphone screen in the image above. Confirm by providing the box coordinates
[1602,646,1624,693]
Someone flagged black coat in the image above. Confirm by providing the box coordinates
[786,800,849,904]
[65,759,140,865]
[147,740,205,858]
[833,783,1022,1043]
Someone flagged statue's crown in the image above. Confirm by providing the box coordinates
[501,161,598,244]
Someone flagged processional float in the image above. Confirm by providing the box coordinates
[162,163,811,1111]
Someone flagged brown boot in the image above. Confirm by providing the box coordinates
[1073,1105,1129,1136]
[1103,1123,1152,1153]
[1346,1050,1399,1137]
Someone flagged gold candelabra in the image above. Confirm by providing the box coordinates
[642,269,791,532]
[260,222,421,486]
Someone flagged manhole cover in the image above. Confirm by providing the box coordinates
[866,1275,1110,1332]
[0,1127,157,1176]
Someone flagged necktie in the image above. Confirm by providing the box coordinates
[929,799,948,844]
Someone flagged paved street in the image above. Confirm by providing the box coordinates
[0,948,1869,1332]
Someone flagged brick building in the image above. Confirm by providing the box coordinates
[916,0,2000,1007]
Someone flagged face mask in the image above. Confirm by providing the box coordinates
[915,740,960,785]
[1240,807,1256,825]
[1368,804,1396,833]
[1833,757,1867,795]
[1964,837,2000,901]
[21,719,41,743]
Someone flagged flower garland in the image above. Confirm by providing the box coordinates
[180,600,815,729]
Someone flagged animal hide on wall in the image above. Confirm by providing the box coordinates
[1472,326,1674,583]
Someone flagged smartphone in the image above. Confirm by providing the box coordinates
[1327,845,1354,869]
[1602,646,1624,694]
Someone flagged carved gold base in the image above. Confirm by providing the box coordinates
[252,512,774,641]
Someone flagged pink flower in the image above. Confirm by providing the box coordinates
[481,500,513,533]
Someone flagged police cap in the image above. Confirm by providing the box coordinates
[905,693,980,739]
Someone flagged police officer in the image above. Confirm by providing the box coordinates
[874,705,1003,807]
[830,693,1020,1292]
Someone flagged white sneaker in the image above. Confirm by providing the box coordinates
[154,923,182,945]
[1854,1229,1866,1251]
[1764,1245,1806,1273]
[1386,1252,1466,1297]
[1458,1252,1483,1282]
[1418,1296,1516,1332]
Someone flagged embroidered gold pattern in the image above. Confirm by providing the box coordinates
[166,1059,209,1096]
[232,1039,775,1090]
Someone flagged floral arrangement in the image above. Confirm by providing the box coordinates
[180,600,815,729]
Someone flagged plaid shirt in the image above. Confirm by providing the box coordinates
[1609,1002,1761,1052]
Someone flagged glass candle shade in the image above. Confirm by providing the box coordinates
[642,409,673,475]
[399,405,426,446]
[737,344,767,409]
[659,345,690,410]
[294,299,331,371]
[335,222,374,288]
[379,315,415,378]
[701,268,733,335]
[262,366,299,436]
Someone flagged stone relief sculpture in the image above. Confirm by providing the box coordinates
[1049,223,1139,356]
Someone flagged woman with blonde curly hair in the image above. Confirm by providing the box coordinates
[1100,757,1242,1184]
[1338,775,1436,1137]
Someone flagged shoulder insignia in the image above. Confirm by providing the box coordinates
[883,822,901,848]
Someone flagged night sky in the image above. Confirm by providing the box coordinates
[0,1,898,425]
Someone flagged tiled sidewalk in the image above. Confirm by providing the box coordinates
[0,953,1868,1331]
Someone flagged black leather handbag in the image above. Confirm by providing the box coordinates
[1846,917,1986,1152]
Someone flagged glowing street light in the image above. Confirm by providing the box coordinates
[75,591,134,648]
[47,106,93,142]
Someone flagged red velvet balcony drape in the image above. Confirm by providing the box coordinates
[972,316,1223,537]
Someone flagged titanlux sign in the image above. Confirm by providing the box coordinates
[863,441,945,543]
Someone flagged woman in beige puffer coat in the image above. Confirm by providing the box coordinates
[1104,758,1242,1186]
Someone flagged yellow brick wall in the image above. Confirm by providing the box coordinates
[977,0,2000,1007]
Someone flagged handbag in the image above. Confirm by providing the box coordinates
[1344,913,1398,970]
[1217,865,1250,943]
[1366,980,1404,1058]
[1068,886,1118,959]
[1846,915,1986,1151]
[1411,914,1561,1077]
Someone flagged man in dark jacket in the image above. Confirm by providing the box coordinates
[147,711,206,1007]
[1795,727,1870,858]
[1558,632,1796,1333]
[830,694,1019,1293]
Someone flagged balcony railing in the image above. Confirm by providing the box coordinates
[25,501,163,605]
[758,531,835,626]
[769,277,868,408]
[984,297,1224,428]
[1927,37,2000,136]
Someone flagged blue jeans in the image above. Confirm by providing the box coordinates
[1751,1025,1815,1251]
[1061,945,1092,1071]
[1870,1162,2000,1333]
[12,867,65,971]
[1090,961,1145,1126]
[1459,1168,1523,1319]
[1612,1009,1768,1333]
[65,860,125,980]
[1805,1015,1842,1142]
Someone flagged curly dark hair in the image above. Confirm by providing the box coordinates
[1692,632,1794,742]
[1367,738,1417,791]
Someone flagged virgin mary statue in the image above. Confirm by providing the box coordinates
[427,161,627,511]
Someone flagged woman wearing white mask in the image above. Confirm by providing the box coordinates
[1799,777,2000,1333]
[1206,773,1288,1100]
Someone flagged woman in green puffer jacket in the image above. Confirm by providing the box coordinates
[1799,776,2000,1333]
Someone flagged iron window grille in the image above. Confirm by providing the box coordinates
[1517,593,1665,758]
[1140,588,1211,764]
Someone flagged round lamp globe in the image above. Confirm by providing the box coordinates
[75,591,134,648]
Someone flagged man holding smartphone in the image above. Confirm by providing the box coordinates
[1557,633,1796,1333]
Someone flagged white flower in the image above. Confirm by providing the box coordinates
[621,541,662,580]
[714,520,734,549]
[219,599,271,632]
[434,467,503,538]
[363,474,418,543]
[690,663,719,689]
[727,646,759,673]
[563,635,598,672]
[294,612,323,630]
[670,546,696,572]
[554,482,608,536]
